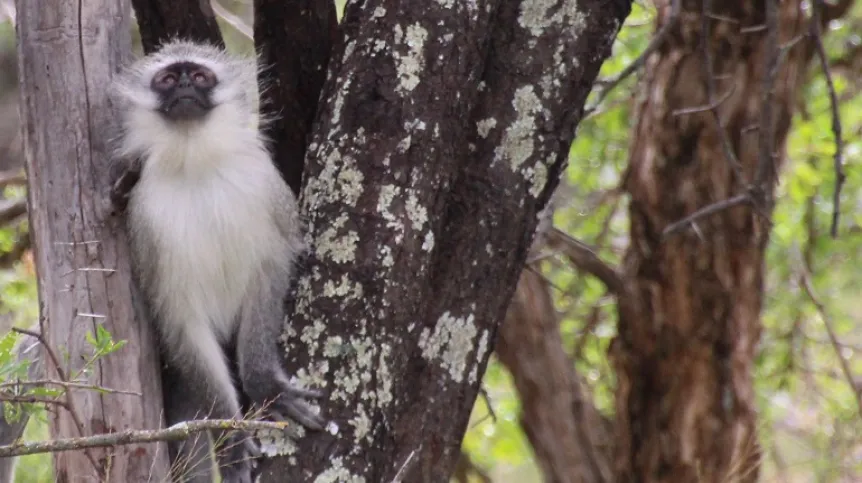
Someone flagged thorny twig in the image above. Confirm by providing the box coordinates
[583,0,681,117]
[810,0,845,238]
[0,419,294,458]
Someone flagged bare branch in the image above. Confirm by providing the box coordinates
[0,419,293,458]
[210,0,252,40]
[0,198,25,227]
[662,194,750,237]
[810,0,845,238]
[584,0,680,117]
[547,228,623,295]
[0,170,25,190]
[0,379,141,396]
[799,273,862,419]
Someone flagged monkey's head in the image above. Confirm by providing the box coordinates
[110,40,260,155]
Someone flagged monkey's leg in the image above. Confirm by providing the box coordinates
[236,272,326,432]
[162,328,256,483]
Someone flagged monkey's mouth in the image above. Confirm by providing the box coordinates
[162,95,211,120]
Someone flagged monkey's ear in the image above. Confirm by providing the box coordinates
[109,157,142,213]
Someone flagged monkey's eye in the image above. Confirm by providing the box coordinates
[153,72,177,88]
[191,69,217,88]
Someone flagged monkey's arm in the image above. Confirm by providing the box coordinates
[236,190,325,431]
[236,262,325,432]
[109,157,142,212]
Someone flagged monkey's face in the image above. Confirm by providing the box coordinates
[151,62,217,121]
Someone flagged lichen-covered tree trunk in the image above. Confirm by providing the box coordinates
[610,2,808,481]
[254,0,631,481]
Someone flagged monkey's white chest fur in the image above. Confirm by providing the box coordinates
[129,153,287,346]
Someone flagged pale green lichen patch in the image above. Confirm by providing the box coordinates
[476,118,497,138]
[376,344,394,406]
[257,429,298,457]
[348,403,373,443]
[314,457,367,483]
[405,192,428,230]
[422,231,435,252]
[469,330,491,383]
[525,162,549,197]
[495,85,542,170]
[323,274,364,302]
[315,212,358,263]
[518,0,585,37]
[394,23,428,95]
[418,312,479,382]
[301,320,327,357]
[323,336,345,357]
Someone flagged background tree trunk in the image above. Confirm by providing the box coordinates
[610,1,810,481]
[16,0,169,480]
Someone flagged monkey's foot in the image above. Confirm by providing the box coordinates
[217,431,260,483]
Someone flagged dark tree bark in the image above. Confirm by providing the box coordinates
[254,0,338,194]
[609,1,813,481]
[130,0,224,53]
[16,0,169,480]
[255,0,631,480]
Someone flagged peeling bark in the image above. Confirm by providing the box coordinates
[257,0,631,481]
[611,2,809,481]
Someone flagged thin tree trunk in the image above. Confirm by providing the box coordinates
[611,2,808,481]
[16,0,169,481]
[497,268,613,483]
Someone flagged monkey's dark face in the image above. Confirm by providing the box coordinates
[150,62,218,121]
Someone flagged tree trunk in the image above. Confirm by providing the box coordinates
[496,267,613,483]
[16,0,169,481]
[255,0,631,480]
[610,1,808,481]
[253,0,338,194]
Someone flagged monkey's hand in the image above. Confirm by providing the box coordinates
[109,157,142,212]
[248,377,326,432]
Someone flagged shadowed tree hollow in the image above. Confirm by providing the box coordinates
[16,0,632,482]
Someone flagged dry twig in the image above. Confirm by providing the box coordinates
[0,419,292,458]
[799,273,862,418]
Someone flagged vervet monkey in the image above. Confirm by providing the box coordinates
[109,40,324,482]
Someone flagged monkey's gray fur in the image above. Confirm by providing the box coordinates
[110,40,323,482]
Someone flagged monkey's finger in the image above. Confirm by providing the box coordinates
[281,385,323,400]
[243,437,262,459]
[277,400,326,431]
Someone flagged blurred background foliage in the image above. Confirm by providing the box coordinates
[0,0,859,482]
